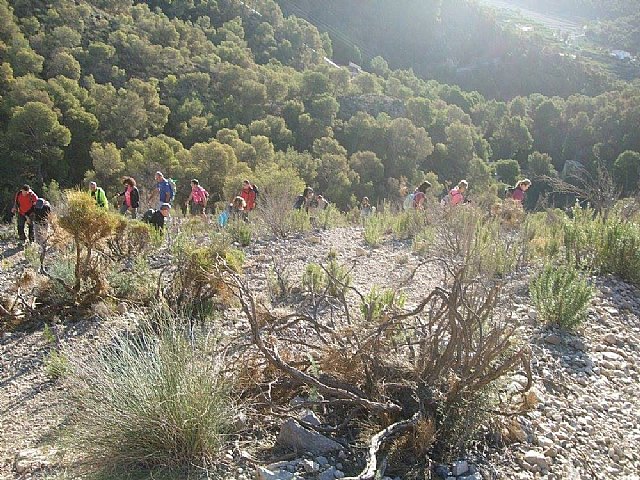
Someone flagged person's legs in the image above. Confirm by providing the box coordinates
[119,203,129,215]
[16,214,26,241]
[34,222,49,273]
[27,220,34,242]
[131,208,138,220]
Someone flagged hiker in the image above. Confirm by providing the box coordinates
[11,184,38,243]
[117,177,140,219]
[442,180,468,206]
[308,193,329,228]
[185,179,208,217]
[240,179,258,212]
[89,181,108,209]
[142,203,171,230]
[360,196,375,221]
[412,181,432,209]
[154,171,174,209]
[510,178,531,204]
[294,187,314,212]
[27,198,51,273]
[229,196,247,222]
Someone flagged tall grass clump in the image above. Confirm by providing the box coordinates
[563,204,640,286]
[530,264,594,329]
[520,209,565,264]
[363,215,385,247]
[66,313,236,472]
[226,219,253,246]
[597,220,640,286]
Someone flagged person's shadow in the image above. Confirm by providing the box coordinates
[1,245,22,259]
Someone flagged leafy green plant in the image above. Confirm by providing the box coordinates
[45,349,70,380]
[302,263,326,295]
[66,312,237,471]
[108,219,161,261]
[326,259,351,298]
[226,219,252,246]
[360,287,406,322]
[108,257,155,302]
[392,210,429,240]
[363,215,384,247]
[43,323,56,344]
[316,204,347,230]
[530,264,594,329]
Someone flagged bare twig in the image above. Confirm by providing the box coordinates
[343,412,422,480]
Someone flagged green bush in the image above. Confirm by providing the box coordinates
[392,210,428,240]
[363,215,385,247]
[360,287,406,322]
[226,219,252,246]
[45,349,70,380]
[598,221,640,286]
[521,210,565,264]
[108,257,155,302]
[66,313,236,472]
[108,219,161,261]
[302,263,326,295]
[530,264,594,329]
[326,259,351,298]
[562,205,640,286]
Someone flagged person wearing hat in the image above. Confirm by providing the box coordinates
[89,181,108,209]
[27,198,51,273]
[142,203,171,230]
[11,184,38,243]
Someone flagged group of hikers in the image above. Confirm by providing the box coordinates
[8,172,532,272]
[401,177,531,211]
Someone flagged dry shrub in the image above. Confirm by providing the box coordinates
[225,265,531,473]
[108,218,160,261]
[164,236,244,313]
[58,190,119,297]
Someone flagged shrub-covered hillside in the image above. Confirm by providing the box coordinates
[1,0,640,215]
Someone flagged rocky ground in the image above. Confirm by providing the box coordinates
[1,224,640,479]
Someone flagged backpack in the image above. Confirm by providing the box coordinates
[403,193,415,211]
[252,184,258,199]
[142,209,155,224]
[218,209,229,227]
[167,178,177,201]
[293,195,305,210]
[504,186,516,199]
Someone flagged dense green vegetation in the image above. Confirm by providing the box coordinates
[1,0,640,216]
[277,0,615,98]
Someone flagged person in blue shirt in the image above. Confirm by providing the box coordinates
[154,171,174,209]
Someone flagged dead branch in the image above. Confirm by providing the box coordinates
[222,266,402,415]
[343,412,422,480]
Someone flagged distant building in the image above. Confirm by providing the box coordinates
[611,50,632,60]
[348,62,363,77]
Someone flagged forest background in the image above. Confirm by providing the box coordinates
[1,0,640,214]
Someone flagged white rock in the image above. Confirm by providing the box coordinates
[524,450,549,470]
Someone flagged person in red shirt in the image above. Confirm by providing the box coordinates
[240,180,257,212]
[510,178,531,204]
[11,184,38,243]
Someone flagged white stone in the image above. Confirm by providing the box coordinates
[524,450,549,470]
